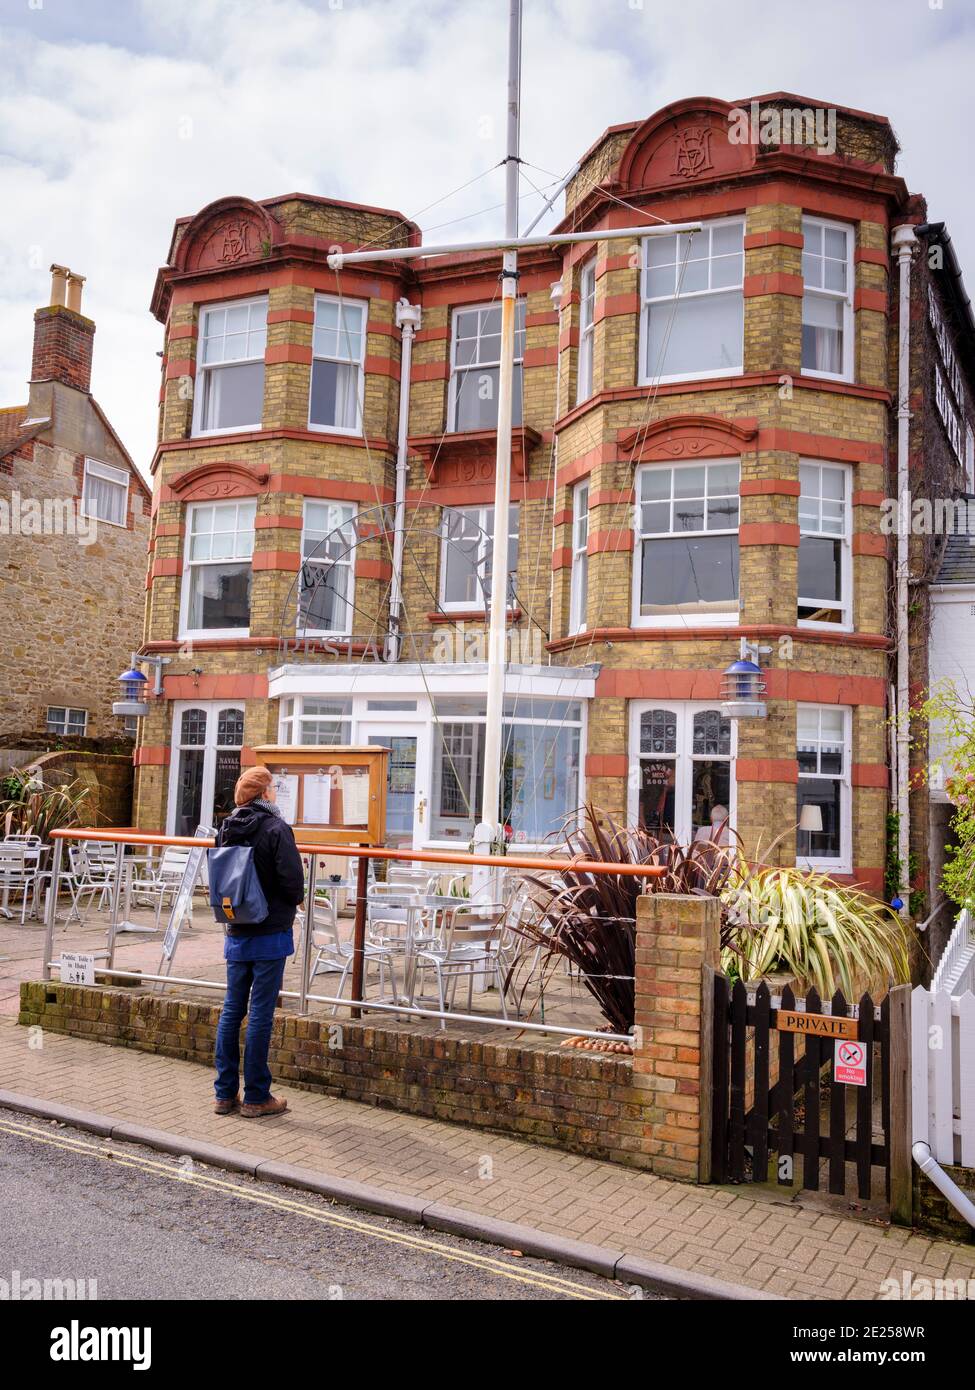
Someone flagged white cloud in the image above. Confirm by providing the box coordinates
[0,0,973,476]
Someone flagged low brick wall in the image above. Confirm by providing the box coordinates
[19,980,650,1168]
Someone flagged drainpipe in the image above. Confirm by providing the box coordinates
[387,297,421,662]
[912,1141,975,1228]
[892,224,918,916]
[547,277,565,661]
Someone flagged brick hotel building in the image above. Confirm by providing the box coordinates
[133,94,975,899]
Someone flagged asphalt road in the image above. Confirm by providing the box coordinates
[0,1115,652,1301]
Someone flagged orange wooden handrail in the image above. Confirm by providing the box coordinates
[50,826,666,878]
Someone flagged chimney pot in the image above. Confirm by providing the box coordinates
[66,271,86,314]
[49,264,69,307]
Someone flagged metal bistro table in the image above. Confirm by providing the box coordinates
[368,892,491,1006]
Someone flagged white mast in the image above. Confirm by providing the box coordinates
[479,0,523,843]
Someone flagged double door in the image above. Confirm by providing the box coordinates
[168,702,245,836]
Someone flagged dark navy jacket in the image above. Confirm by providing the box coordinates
[216,803,305,936]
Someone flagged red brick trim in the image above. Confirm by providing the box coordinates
[414,326,450,344]
[133,745,170,767]
[588,528,634,554]
[268,476,394,503]
[594,292,640,323]
[166,460,270,501]
[255,513,303,530]
[559,326,580,351]
[852,490,886,507]
[586,754,630,778]
[854,288,887,313]
[740,478,801,497]
[524,346,558,368]
[526,310,559,327]
[756,428,884,465]
[552,546,573,571]
[410,361,450,382]
[163,673,269,699]
[266,308,314,325]
[743,272,804,298]
[266,343,312,365]
[151,557,182,578]
[735,758,798,784]
[739,522,800,546]
[252,551,300,571]
[548,625,889,654]
[592,666,887,707]
[618,413,758,464]
[589,488,634,508]
[595,255,632,277]
[744,230,804,250]
[853,763,888,788]
[165,358,196,380]
[354,558,392,580]
[854,248,888,268]
[852,533,887,556]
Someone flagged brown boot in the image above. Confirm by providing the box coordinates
[240,1095,289,1119]
[214,1093,240,1116]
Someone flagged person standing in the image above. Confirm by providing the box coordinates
[212,766,305,1118]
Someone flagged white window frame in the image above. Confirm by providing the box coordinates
[298,499,357,637]
[447,299,526,433]
[801,217,854,383]
[569,480,589,633]
[797,460,853,631]
[178,499,256,641]
[191,295,267,438]
[166,702,246,836]
[626,701,737,844]
[576,260,596,404]
[46,706,88,736]
[639,217,745,385]
[796,703,852,873]
[307,293,367,436]
[80,458,129,528]
[438,503,520,613]
[631,458,740,629]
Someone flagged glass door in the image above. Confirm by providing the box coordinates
[361,722,431,848]
[628,702,735,844]
[168,703,245,835]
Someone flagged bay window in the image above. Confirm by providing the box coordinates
[449,300,526,431]
[181,500,255,637]
[299,500,356,635]
[796,705,851,869]
[279,697,352,746]
[309,295,366,432]
[641,220,744,382]
[801,218,853,380]
[798,461,851,626]
[193,297,267,435]
[569,480,589,632]
[634,460,740,624]
[431,698,582,843]
[576,261,596,404]
[440,504,519,610]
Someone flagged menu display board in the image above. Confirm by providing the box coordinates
[251,745,389,847]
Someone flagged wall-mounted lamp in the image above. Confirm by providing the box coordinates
[720,640,770,720]
[112,650,170,720]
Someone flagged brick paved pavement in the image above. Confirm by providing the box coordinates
[2,1015,973,1299]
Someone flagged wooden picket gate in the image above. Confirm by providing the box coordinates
[709,978,906,1203]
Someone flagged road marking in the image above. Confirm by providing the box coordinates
[0,1116,625,1300]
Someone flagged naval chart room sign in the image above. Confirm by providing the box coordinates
[776,1009,858,1041]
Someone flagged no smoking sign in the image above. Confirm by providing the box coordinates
[834,1038,868,1086]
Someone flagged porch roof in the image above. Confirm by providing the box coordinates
[267,661,599,701]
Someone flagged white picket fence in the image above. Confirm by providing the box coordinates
[912,908,975,1168]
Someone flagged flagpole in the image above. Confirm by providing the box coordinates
[478,0,522,850]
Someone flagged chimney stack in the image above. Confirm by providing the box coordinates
[31,264,95,393]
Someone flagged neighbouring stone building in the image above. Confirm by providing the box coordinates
[133,94,974,903]
[0,266,151,744]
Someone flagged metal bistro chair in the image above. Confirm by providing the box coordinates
[131,845,200,930]
[0,839,39,923]
[308,899,399,1013]
[411,906,509,1028]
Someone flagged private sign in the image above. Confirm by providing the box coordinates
[776,1009,858,1040]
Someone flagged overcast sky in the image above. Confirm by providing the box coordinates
[1,0,973,477]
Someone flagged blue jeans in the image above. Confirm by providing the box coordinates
[214,956,287,1105]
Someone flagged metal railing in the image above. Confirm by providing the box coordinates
[42,826,664,1043]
